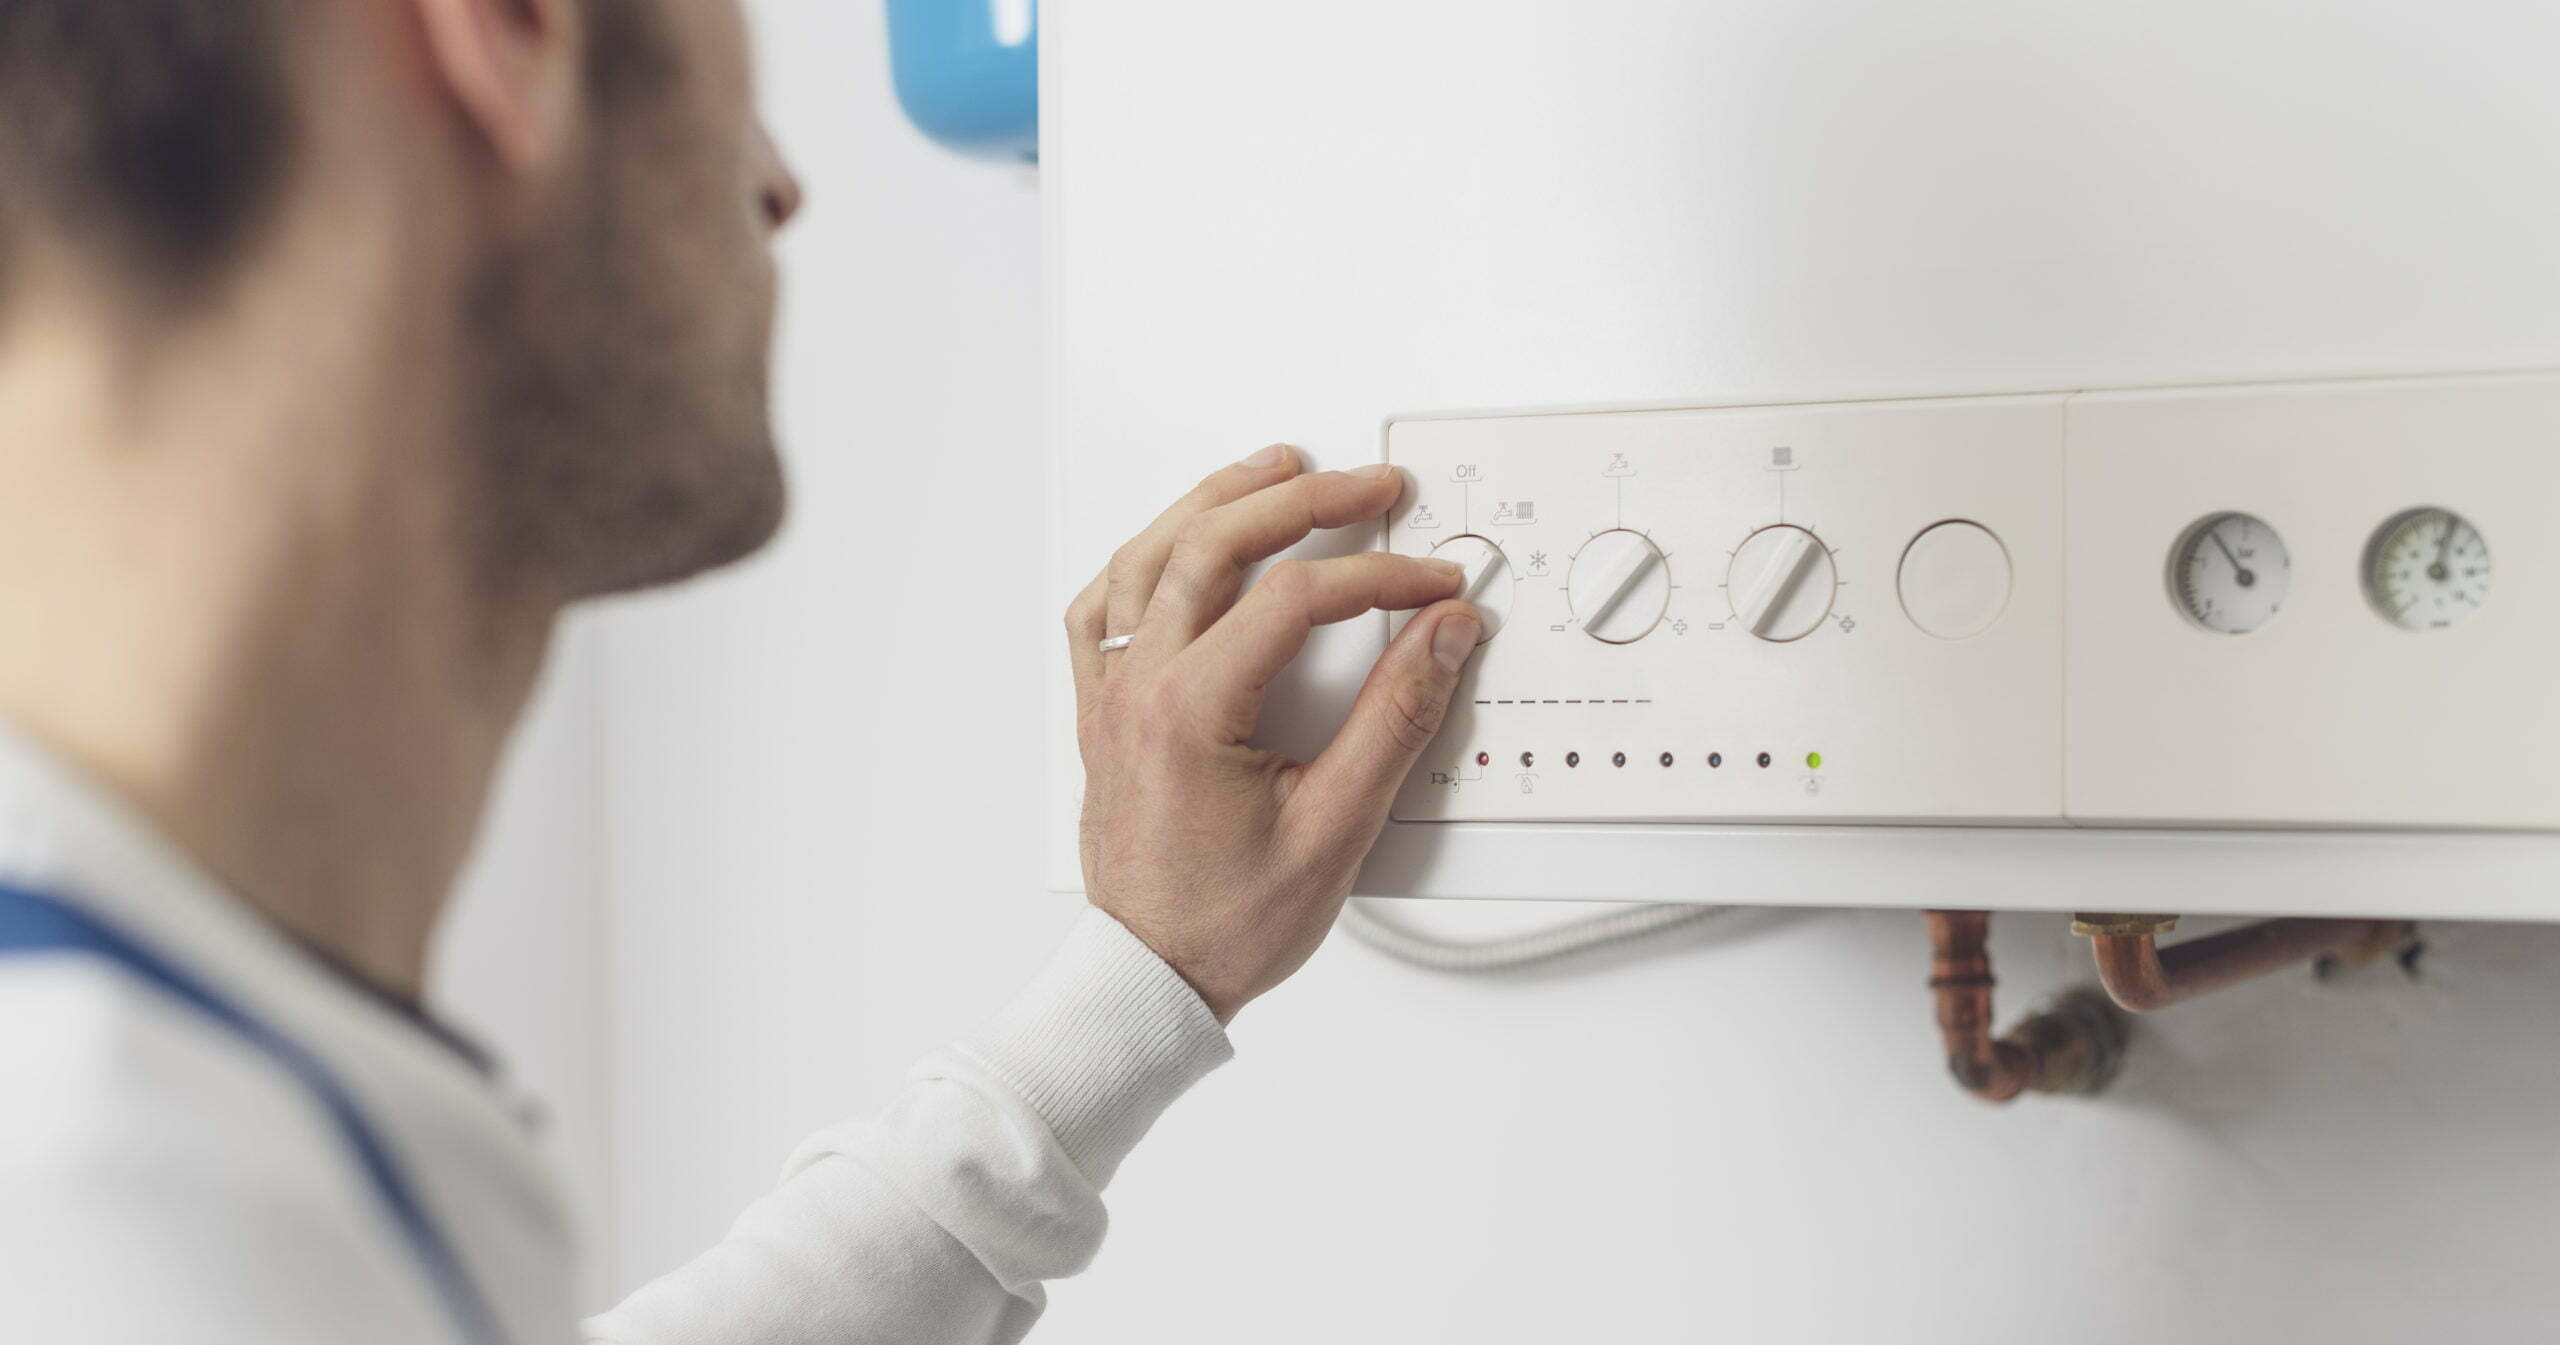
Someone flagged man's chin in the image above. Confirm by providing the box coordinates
[581,441,790,598]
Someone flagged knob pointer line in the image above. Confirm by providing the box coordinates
[1735,529,1822,637]
[1576,541,1659,633]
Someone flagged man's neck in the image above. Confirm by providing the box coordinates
[0,247,558,1002]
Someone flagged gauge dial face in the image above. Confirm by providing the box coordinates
[2365,507,2491,631]
[2168,512,2291,635]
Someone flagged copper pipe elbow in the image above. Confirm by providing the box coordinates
[2076,914,2413,1013]
[1925,910,2127,1102]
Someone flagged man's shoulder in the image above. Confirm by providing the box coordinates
[0,955,365,1213]
[0,959,455,1343]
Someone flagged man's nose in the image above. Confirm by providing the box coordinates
[753,124,804,231]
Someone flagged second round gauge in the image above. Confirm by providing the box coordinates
[2168,512,2291,635]
[2365,507,2490,632]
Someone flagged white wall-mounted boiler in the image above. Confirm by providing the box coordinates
[1046,0,2560,921]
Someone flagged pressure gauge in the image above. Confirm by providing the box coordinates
[2168,512,2290,634]
[2364,507,2491,631]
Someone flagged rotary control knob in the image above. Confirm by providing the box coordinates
[1567,529,1670,644]
[1427,534,1513,642]
[1726,524,1838,642]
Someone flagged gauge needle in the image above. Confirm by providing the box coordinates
[2435,517,2457,577]
[2209,527,2255,587]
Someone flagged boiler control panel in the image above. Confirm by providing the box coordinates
[1384,373,2560,830]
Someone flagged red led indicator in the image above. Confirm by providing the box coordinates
[1476,751,1491,767]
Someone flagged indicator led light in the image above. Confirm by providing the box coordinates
[1806,751,1823,770]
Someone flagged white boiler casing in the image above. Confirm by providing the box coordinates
[1046,1,2560,919]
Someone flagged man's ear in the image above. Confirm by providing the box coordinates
[405,0,583,174]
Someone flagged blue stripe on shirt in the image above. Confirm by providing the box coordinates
[0,884,507,1345]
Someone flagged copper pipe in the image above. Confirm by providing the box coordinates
[2076,913,2413,1013]
[1925,911,2125,1102]
[1926,911,2029,1100]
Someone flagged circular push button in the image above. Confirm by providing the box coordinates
[1427,534,1514,642]
[1897,521,2011,640]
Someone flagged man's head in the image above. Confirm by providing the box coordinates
[0,0,803,598]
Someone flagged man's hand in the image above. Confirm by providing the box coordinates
[1065,444,1481,1022]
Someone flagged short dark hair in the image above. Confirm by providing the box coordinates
[0,1,669,305]
[0,0,301,299]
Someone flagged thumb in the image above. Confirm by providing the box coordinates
[1298,600,1481,820]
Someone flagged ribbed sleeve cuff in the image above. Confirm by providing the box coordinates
[957,908,1234,1187]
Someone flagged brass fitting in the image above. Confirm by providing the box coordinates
[2002,989,2130,1096]
[2071,912,2179,938]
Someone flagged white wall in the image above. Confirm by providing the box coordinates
[577,5,2560,1341]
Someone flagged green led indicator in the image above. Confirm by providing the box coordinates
[1805,751,1824,770]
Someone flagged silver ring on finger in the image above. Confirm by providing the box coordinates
[1098,634,1137,653]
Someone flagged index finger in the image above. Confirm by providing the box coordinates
[1168,552,1465,742]
[1137,466,1410,652]
[1102,445,1303,646]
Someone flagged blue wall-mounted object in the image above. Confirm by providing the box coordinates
[886,0,1039,164]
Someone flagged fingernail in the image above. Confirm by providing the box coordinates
[1242,443,1291,469]
[1423,557,1464,581]
[1432,613,1482,670]
[1349,463,1395,479]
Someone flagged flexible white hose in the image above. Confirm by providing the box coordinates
[1336,898,1739,973]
